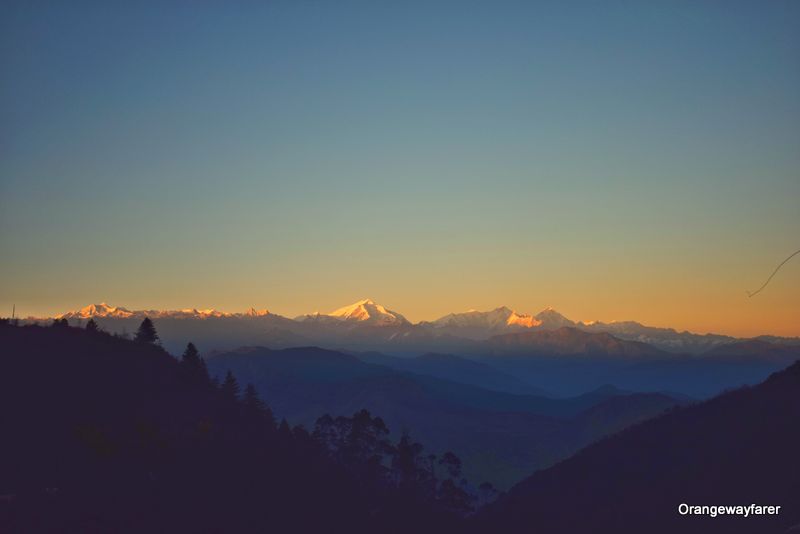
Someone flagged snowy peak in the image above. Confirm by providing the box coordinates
[244,307,270,317]
[534,307,575,329]
[326,299,409,326]
[58,303,135,319]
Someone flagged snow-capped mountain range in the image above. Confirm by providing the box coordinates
[57,302,271,320]
[27,299,797,356]
[49,299,578,335]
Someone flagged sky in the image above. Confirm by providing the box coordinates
[1,1,798,337]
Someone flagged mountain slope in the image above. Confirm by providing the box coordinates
[534,307,575,329]
[474,360,800,533]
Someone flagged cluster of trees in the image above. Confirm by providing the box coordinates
[131,319,282,428]
[50,316,160,344]
[313,410,481,514]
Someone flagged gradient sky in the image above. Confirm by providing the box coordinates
[1,1,798,336]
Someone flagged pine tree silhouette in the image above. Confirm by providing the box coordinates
[85,318,99,333]
[220,370,240,401]
[243,383,276,427]
[134,318,159,344]
[243,383,265,411]
[181,342,200,366]
[180,342,210,385]
[278,418,292,438]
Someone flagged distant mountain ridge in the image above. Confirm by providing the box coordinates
[30,299,799,356]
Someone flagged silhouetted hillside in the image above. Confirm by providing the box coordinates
[0,323,461,533]
[474,359,800,533]
[208,346,683,489]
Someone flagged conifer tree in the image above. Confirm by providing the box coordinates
[243,383,265,411]
[220,370,240,401]
[198,358,210,383]
[85,318,99,333]
[278,418,292,438]
[134,317,159,344]
[181,342,210,385]
[243,383,276,428]
[181,342,200,366]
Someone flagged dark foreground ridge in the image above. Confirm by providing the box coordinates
[0,323,463,533]
[472,357,800,534]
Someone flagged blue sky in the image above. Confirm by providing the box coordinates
[1,1,798,335]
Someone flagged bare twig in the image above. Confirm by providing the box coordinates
[747,248,800,297]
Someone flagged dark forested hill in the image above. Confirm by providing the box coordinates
[473,359,800,534]
[0,323,460,533]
